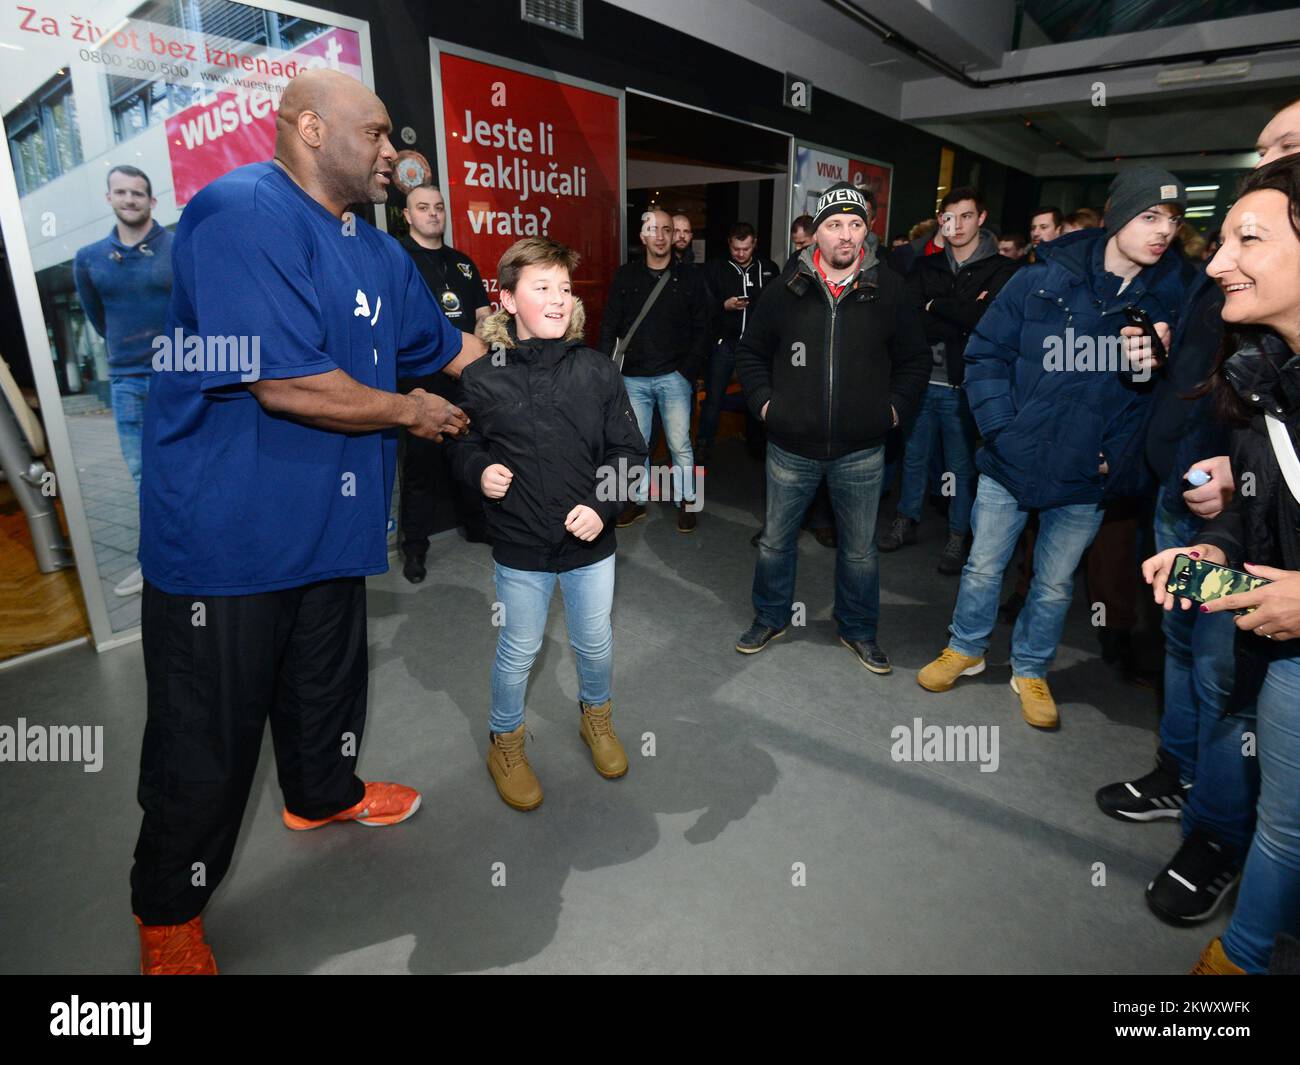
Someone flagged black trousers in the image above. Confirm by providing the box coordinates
[398,373,486,550]
[131,578,368,925]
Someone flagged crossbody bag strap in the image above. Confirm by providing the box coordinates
[612,268,672,372]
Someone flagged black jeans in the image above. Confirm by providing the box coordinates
[131,578,369,924]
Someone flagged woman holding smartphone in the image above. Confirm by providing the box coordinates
[1144,156,1300,974]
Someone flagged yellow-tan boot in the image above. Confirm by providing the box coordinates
[1191,937,1246,975]
[487,723,543,811]
[917,647,985,692]
[579,700,628,779]
[1011,676,1058,729]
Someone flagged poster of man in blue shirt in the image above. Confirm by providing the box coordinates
[130,69,486,975]
[72,165,173,598]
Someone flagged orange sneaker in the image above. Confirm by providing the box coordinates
[281,781,422,831]
[136,915,218,975]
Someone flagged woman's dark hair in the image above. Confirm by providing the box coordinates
[1199,155,1300,425]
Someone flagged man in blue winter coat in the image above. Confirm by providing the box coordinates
[916,167,1190,728]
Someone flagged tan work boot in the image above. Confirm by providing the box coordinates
[487,723,543,811]
[1011,675,1058,729]
[579,700,628,779]
[917,647,986,692]
[1191,937,1246,975]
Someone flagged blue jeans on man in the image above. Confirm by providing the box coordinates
[753,441,883,641]
[897,383,977,535]
[1154,487,1258,856]
[111,374,150,491]
[947,474,1105,677]
[623,371,696,504]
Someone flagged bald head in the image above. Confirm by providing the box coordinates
[1257,98,1300,168]
[274,68,396,215]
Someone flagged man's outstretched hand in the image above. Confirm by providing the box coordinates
[408,388,469,442]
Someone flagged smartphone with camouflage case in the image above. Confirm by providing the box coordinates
[1166,554,1272,613]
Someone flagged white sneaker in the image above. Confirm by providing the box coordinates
[113,566,144,596]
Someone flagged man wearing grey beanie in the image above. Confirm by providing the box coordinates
[917,166,1190,729]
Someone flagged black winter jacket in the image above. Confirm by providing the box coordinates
[905,231,1020,385]
[447,306,648,573]
[1197,338,1300,709]
[733,245,931,460]
[597,258,710,381]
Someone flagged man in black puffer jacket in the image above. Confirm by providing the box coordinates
[732,182,930,673]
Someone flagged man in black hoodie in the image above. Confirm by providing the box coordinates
[698,222,781,464]
[880,186,1019,574]
[599,207,710,532]
[733,183,930,671]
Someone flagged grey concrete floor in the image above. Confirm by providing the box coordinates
[0,440,1224,973]
[64,408,142,632]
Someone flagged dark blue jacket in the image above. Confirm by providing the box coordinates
[73,221,173,376]
[963,227,1188,509]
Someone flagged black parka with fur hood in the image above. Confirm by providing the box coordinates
[445,303,648,572]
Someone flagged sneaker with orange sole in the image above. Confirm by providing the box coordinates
[281,780,421,831]
[136,914,218,975]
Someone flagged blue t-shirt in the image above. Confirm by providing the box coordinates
[140,161,462,595]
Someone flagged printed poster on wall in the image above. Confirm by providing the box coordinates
[433,47,622,342]
[791,143,892,244]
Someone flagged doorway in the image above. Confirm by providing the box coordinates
[624,92,791,265]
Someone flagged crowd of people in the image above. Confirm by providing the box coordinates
[103,66,1300,976]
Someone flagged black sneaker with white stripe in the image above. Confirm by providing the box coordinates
[1146,830,1242,925]
[1095,756,1190,822]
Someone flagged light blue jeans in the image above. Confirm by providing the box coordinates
[898,383,977,536]
[1221,654,1300,973]
[948,474,1105,677]
[490,556,615,734]
[623,371,696,503]
[111,374,150,490]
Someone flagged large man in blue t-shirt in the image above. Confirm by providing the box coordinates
[131,69,485,975]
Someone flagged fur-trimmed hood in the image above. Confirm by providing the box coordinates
[477,299,587,348]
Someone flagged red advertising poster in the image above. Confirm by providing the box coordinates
[435,51,622,342]
[165,27,364,206]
